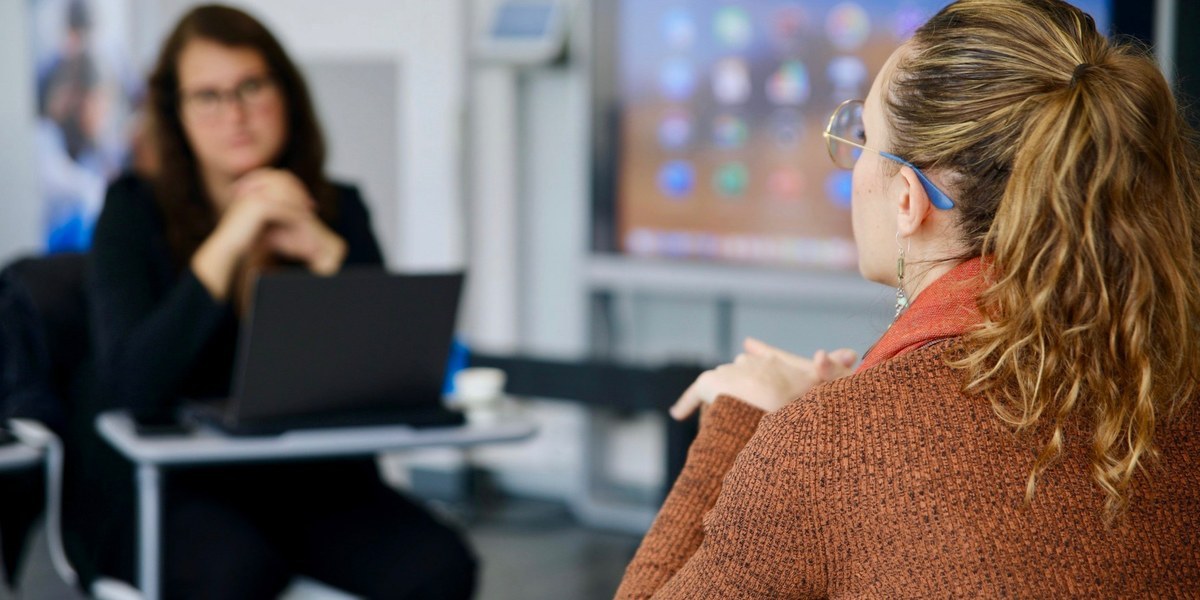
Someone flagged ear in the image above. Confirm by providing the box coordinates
[895,165,934,239]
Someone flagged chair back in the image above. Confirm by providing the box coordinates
[3,253,90,407]
[0,253,89,587]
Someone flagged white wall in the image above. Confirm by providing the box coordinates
[0,1,43,265]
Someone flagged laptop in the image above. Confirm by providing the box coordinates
[185,269,466,435]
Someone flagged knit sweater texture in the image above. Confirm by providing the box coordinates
[616,262,1200,598]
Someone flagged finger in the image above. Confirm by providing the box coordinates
[746,337,818,371]
[743,336,780,357]
[241,171,309,209]
[261,203,311,226]
[669,380,706,420]
[814,349,836,381]
[829,348,858,368]
[816,350,854,381]
[232,169,274,193]
[815,349,857,381]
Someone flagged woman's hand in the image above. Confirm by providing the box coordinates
[669,338,857,420]
[238,169,347,275]
[259,215,347,276]
[191,169,346,299]
[191,169,312,300]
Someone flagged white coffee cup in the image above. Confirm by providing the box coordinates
[453,367,506,409]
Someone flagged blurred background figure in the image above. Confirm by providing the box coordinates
[73,5,480,599]
[32,0,140,253]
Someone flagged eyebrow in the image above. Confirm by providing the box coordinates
[182,72,270,89]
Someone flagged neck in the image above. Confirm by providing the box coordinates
[904,259,958,305]
[201,168,238,213]
[900,218,968,305]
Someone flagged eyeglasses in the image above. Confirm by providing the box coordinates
[180,75,277,121]
[822,99,956,210]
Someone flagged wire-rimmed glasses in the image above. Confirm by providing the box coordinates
[822,99,956,210]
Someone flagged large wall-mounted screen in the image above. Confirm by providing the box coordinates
[592,1,1113,270]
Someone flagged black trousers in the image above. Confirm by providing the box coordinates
[95,459,477,600]
[0,466,44,588]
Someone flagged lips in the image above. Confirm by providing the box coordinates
[227,134,255,148]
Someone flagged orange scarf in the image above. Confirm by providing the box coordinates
[856,257,988,372]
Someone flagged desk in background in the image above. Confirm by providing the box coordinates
[0,439,41,471]
[96,410,538,600]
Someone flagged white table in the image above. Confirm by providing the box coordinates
[0,440,41,471]
[96,410,538,600]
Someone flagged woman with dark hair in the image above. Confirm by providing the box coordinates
[617,0,1199,597]
[79,5,476,598]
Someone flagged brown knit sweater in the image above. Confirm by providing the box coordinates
[616,343,1199,598]
[616,260,1200,599]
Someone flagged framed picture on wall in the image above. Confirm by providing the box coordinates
[30,0,142,252]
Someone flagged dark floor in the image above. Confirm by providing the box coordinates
[1,496,641,600]
[466,499,641,600]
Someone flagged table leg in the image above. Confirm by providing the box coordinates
[136,463,161,600]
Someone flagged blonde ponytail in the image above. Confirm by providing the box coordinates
[888,0,1200,520]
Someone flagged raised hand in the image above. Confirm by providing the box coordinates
[669,338,857,420]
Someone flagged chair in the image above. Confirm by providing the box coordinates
[0,256,73,590]
[0,254,140,599]
[2,254,378,599]
[0,424,45,591]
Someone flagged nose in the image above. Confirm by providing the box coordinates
[221,94,250,124]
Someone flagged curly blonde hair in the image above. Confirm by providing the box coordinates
[887,0,1200,520]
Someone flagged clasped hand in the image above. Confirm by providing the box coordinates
[192,169,348,301]
[670,337,857,420]
[223,169,347,275]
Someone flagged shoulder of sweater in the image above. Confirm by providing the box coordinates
[768,340,967,434]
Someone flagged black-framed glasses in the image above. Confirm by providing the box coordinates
[180,75,277,120]
[822,99,956,210]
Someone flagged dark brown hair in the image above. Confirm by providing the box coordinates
[146,3,335,266]
[888,0,1200,520]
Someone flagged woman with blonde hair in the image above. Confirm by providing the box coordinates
[617,0,1200,596]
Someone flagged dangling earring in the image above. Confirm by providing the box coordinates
[894,233,910,319]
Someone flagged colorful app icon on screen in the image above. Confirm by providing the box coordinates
[771,5,812,52]
[712,114,749,149]
[659,161,695,199]
[721,235,753,260]
[825,2,871,51]
[626,229,658,255]
[714,163,749,199]
[825,171,854,209]
[660,58,697,100]
[694,234,720,258]
[660,231,692,257]
[768,167,804,203]
[714,6,753,50]
[658,110,693,150]
[827,55,868,100]
[662,8,696,49]
[770,110,806,148]
[712,58,751,104]
[767,60,811,105]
